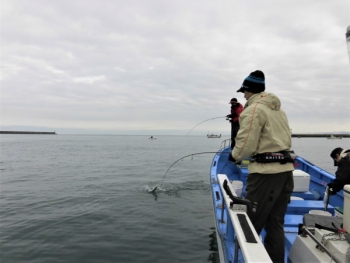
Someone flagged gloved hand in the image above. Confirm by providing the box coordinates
[228,154,242,165]
[327,183,337,195]
[228,153,236,163]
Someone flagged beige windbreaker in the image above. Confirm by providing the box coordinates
[231,92,294,174]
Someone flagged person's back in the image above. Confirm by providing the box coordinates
[234,92,293,174]
[230,70,294,263]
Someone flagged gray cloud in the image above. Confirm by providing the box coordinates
[1,0,349,134]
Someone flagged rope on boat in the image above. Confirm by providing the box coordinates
[186,116,227,135]
[160,150,230,188]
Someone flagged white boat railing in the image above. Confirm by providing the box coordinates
[220,139,231,149]
[217,174,272,263]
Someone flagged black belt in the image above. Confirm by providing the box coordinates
[251,150,296,164]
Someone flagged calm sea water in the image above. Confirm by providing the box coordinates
[1,135,349,263]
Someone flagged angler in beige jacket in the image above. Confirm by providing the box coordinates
[231,91,294,174]
[231,70,294,263]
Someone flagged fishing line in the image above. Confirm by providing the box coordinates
[159,150,230,188]
[186,116,227,135]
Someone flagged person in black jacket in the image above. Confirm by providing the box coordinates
[328,147,350,194]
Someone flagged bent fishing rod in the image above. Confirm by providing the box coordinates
[159,150,230,188]
[186,116,227,136]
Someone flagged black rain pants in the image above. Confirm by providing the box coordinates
[230,123,239,149]
[245,171,294,263]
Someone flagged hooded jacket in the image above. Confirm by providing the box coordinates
[232,92,294,174]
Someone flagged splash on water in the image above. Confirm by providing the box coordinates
[159,181,210,197]
[144,184,165,193]
[148,185,158,193]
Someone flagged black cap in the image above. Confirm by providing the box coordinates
[229,98,237,104]
[330,147,343,166]
[237,70,265,93]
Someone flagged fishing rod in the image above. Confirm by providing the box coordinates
[186,116,227,135]
[159,150,230,188]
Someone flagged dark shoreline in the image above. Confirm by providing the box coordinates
[292,134,349,138]
[0,131,56,135]
[0,131,349,137]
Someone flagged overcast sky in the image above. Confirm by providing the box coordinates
[1,0,350,135]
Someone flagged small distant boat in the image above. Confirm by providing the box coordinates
[207,133,221,138]
[327,135,342,139]
[149,136,157,140]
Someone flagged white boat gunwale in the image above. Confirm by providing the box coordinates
[217,173,272,263]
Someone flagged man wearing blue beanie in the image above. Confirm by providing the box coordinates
[231,70,294,263]
[236,70,266,94]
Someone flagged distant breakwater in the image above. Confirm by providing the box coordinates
[292,134,350,138]
[0,131,56,135]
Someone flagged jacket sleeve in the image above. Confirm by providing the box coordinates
[227,107,235,118]
[233,106,243,123]
[232,103,264,161]
[333,157,350,193]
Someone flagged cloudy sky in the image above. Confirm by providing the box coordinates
[1,0,349,135]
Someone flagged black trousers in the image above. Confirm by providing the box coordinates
[230,123,239,149]
[245,171,294,263]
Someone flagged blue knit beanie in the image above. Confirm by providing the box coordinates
[237,70,265,93]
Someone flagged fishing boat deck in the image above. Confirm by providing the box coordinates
[210,144,347,263]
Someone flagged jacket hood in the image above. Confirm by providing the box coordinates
[245,92,281,111]
[340,149,350,158]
